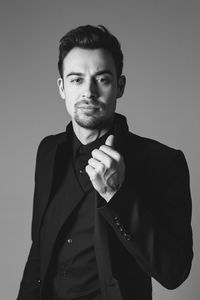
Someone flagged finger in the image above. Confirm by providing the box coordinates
[98,145,121,161]
[105,134,114,148]
[85,164,106,194]
[85,164,95,180]
[91,149,113,167]
[88,157,106,173]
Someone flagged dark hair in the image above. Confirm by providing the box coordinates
[58,25,123,79]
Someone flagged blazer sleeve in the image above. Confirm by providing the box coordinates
[16,139,45,300]
[98,149,193,290]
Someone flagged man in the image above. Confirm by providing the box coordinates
[17,25,193,300]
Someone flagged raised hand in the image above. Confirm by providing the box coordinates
[85,135,125,202]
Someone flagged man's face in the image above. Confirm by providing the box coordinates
[57,47,125,130]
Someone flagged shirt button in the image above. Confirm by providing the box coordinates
[66,238,73,244]
[79,169,84,174]
[63,270,69,277]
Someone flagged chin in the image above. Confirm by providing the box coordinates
[75,113,111,130]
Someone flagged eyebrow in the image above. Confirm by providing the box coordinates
[66,70,114,78]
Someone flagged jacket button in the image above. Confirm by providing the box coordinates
[115,220,121,226]
[119,226,124,233]
[66,238,73,244]
[124,233,131,241]
[114,216,119,222]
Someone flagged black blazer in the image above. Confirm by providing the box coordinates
[17,114,193,300]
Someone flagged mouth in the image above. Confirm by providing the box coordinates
[75,100,102,115]
[76,105,100,117]
[78,105,99,110]
[78,107,100,116]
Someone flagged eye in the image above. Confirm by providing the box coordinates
[70,77,83,84]
[96,76,111,85]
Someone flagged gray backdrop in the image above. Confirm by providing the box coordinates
[0,1,199,299]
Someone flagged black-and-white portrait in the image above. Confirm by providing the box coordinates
[0,1,199,300]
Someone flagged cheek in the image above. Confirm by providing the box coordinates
[106,84,118,98]
[104,96,117,114]
[64,94,76,116]
[103,87,118,104]
[65,87,81,102]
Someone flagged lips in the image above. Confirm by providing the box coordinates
[78,105,99,109]
[76,100,100,109]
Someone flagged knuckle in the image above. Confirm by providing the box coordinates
[99,145,106,152]
[107,159,112,169]
[92,149,98,157]
[88,158,93,165]
[85,165,91,175]
[115,153,121,161]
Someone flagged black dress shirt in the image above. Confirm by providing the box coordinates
[52,132,110,300]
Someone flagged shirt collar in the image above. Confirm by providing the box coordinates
[72,129,112,159]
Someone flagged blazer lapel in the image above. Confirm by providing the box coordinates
[40,133,85,280]
[40,159,85,279]
[45,159,84,248]
[38,122,74,233]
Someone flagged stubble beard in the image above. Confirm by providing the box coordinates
[74,109,108,129]
[73,99,115,130]
[74,104,115,130]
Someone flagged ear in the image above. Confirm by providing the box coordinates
[57,77,65,99]
[116,75,126,99]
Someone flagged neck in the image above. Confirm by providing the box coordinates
[72,120,113,145]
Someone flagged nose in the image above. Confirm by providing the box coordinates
[82,78,98,99]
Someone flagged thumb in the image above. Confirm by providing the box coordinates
[105,134,114,148]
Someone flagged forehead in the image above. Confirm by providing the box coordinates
[62,47,116,75]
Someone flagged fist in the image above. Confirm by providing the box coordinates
[85,135,125,202]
